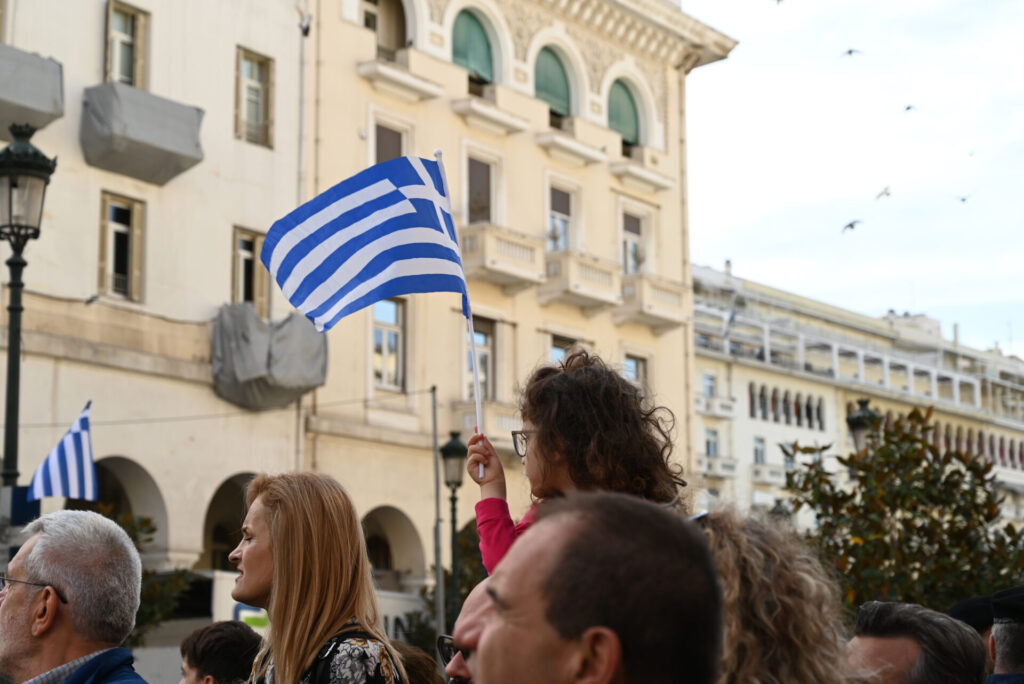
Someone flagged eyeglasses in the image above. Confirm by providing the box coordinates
[510,430,537,459]
[437,634,468,667]
[0,573,68,603]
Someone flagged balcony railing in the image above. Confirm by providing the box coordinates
[751,463,787,487]
[614,273,687,332]
[694,395,735,419]
[538,251,621,312]
[696,454,738,479]
[460,223,545,292]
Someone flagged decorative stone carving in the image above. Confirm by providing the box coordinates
[635,58,667,124]
[495,0,548,61]
[427,0,450,24]
[565,25,618,95]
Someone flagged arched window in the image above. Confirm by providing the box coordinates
[748,383,756,418]
[816,398,825,431]
[771,388,779,422]
[1000,437,1007,466]
[805,397,814,427]
[453,10,493,86]
[608,79,640,155]
[535,47,571,126]
[966,428,974,455]
[783,391,792,424]
[759,385,768,420]
[931,421,941,450]
[955,426,963,453]
[795,393,803,427]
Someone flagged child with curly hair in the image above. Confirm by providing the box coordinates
[466,350,685,572]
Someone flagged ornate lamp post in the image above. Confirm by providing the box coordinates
[440,430,467,631]
[846,398,882,454]
[0,124,57,490]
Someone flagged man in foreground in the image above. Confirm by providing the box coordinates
[0,510,146,684]
[987,586,1024,683]
[454,491,722,684]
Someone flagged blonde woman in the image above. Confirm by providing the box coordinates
[702,509,848,684]
[229,472,406,684]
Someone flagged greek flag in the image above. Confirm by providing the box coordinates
[27,401,96,502]
[262,156,469,332]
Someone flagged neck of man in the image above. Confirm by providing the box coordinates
[16,629,117,684]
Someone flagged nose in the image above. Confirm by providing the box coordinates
[445,652,472,682]
[228,543,242,564]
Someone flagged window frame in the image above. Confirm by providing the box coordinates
[235,46,275,148]
[705,429,719,459]
[98,191,145,302]
[754,437,766,465]
[372,298,407,391]
[466,316,496,402]
[550,334,576,364]
[623,354,648,386]
[105,1,148,89]
[463,142,503,226]
[232,227,269,317]
[369,109,415,167]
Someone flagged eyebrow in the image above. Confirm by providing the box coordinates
[485,585,509,611]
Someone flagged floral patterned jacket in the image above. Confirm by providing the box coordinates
[257,628,403,684]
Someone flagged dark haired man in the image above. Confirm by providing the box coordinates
[845,600,986,684]
[179,621,261,684]
[454,491,722,684]
[987,586,1024,683]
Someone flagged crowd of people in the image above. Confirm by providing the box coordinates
[1,350,1022,684]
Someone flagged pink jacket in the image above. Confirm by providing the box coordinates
[475,498,538,574]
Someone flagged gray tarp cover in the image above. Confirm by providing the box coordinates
[212,303,327,410]
[0,43,63,139]
[80,81,203,185]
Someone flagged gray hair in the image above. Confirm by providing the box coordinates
[992,623,1024,672]
[22,510,142,644]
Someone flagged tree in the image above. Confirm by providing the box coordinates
[96,503,190,648]
[784,407,1024,613]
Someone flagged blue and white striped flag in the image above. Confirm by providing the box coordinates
[27,401,96,502]
[262,155,470,332]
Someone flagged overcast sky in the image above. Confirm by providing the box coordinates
[681,0,1023,359]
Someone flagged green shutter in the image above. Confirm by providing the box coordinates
[608,80,639,145]
[534,47,570,116]
[452,11,493,83]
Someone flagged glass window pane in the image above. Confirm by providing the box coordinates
[608,80,640,145]
[112,9,133,35]
[468,158,492,223]
[535,47,571,116]
[452,10,493,82]
[550,188,571,216]
[110,204,131,226]
[374,299,398,325]
[118,43,134,83]
[623,212,642,235]
[376,125,403,164]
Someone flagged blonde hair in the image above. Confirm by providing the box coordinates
[704,509,847,684]
[246,472,405,684]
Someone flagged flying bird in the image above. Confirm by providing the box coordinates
[957,195,971,204]
[875,186,891,200]
[842,220,861,233]
[904,105,916,111]
[84,294,100,305]
[842,48,862,56]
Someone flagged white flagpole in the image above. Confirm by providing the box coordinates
[434,150,484,479]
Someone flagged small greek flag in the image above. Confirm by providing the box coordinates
[28,401,96,502]
[262,155,469,332]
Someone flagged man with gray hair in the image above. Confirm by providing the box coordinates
[987,586,1024,683]
[0,510,146,684]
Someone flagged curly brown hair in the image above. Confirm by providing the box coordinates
[519,350,684,503]
[703,509,848,684]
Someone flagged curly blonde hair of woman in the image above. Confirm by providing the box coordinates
[703,509,848,684]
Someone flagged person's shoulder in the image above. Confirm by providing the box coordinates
[67,648,148,684]
[312,632,402,684]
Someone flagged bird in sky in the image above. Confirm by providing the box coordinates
[958,194,972,203]
[842,48,862,56]
[904,104,916,111]
[875,186,891,200]
[842,220,861,233]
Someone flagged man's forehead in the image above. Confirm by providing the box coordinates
[492,516,578,592]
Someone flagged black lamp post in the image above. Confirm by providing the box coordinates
[0,124,57,488]
[440,430,467,631]
[846,398,882,455]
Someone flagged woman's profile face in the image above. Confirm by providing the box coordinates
[228,494,274,609]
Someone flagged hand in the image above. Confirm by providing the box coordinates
[467,432,507,500]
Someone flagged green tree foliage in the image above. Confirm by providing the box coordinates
[96,503,190,649]
[784,407,1024,613]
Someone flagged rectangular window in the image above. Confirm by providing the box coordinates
[467,157,492,224]
[233,228,268,317]
[375,124,404,164]
[702,374,716,399]
[705,429,719,459]
[362,0,379,31]
[373,299,405,390]
[548,187,571,251]
[551,335,575,364]
[466,317,495,401]
[624,355,647,385]
[106,2,147,88]
[622,212,643,274]
[754,437,766,465]
[236,47,274,147]
[99,192,144,301]
[784,451,796,471]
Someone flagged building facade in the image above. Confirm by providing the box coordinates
[691,263,1024,519]
[0,0,733,668]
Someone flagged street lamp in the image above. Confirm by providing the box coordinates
[846,398,882,454]
[440,430,467,631]
[0,124,57,489]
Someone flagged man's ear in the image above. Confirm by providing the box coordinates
[572,626,623,684]
[988,630,997,665]
[29,588,62,637]
[201,675,217,684]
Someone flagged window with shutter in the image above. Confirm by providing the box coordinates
[608,80,640,145]
[534,47,571,117]
[452,10,493,83]
[375,124,404,164]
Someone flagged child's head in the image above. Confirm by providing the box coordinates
[518,350,684,502]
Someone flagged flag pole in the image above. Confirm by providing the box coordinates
[433,151,485,477]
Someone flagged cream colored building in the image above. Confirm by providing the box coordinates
[0,0,733,669]
[691,263,1024,519]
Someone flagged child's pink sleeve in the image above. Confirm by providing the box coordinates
[476,499,537,574]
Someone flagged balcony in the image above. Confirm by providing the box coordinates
[694,395,736,419]
[751,463,787,487]
[535,128,607,166]
[538,251,622,312]
[696,455,738,479]
[451,85,530,136]
[80,82,203,185]
[357,49,443,102]
[460,223,545,292]
[0,43,64,139]
[609,159,675,193]
[451,400,520,454]
[613,273,687,332]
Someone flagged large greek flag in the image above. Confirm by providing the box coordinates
[28,401,96,502]
[262,156,470,332]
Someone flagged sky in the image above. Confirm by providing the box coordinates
[681,0,1024,359]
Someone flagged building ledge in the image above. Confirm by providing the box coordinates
[696,455,738,479]
[613,273,687,332]
[0,43,64,139]
[609,160,674,192]
[539,251,622,312]
[451,98,530,136]
[535,131,607,166]
[357,60,444,102]
[751,463,787,487]
[460,223,545,292]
